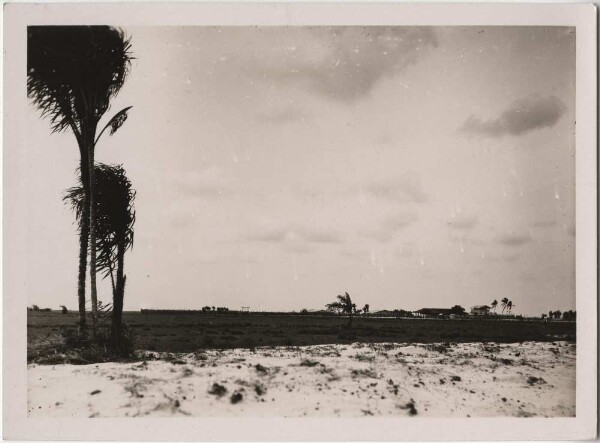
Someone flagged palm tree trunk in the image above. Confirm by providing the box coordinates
[112,242,126,355]
[77,158,90,334]
[88,141,98,338]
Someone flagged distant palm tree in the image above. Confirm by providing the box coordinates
[500,297,509,313]
[363,304,370,315]
[326,292,355,327]
[28,26,133,334]
[506,300,515,314]
[490,299,498,313]
[65,163,135,354]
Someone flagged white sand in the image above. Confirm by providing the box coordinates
[28,341,575,418]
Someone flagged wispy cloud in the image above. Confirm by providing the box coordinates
[362,212,418,242]
[298,227,343,244]
[264,27,437,102]
[365,173,427,203]
[448,215,478,230]
[256,107,309,125]
[172,166,230,198]
[244,223,343,246]
[497,231,532,246]
[461,94,567,138]
[246,227,288,243]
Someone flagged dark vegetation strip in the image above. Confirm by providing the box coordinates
[28,311,576,356]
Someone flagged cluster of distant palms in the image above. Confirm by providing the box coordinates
[490,298,515,314]
[27,26,135,355]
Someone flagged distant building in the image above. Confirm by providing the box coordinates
[470,305,490,316]
[414,308,453,318]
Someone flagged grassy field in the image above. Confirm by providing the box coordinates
[28,311,576,353]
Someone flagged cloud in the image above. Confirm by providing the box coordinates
[244,223,343,245]
[283,242,313,254]
[365,174,427,203]
[246,227,288,243]
[448,215,478,230]
[340,248,368,259]
[172,166,230,197]
[265,27,437,102]
[362,212,418,242]
[497,231,532,246]
[461,94,567,138]
[256,107,309,124]
[297,227,343,244]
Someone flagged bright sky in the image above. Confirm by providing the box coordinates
[25,26,575,315]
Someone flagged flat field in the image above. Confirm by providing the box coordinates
[28,311,576,354]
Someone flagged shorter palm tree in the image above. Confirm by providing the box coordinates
[65,163,135,355]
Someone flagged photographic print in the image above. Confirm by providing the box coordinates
[3,3,597,441]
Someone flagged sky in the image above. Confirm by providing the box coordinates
[24,26,576,315]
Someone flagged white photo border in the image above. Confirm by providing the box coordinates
[3,2,597,440]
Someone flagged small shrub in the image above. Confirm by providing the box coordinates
[208,383,227,398]
[230,391,243,404]
[526,376,547,386]
[398,399,418,416]
[254,383,267,396]
[299,359,319,367]
[351,368,378,379]
[354,353,375,362]
[255,364,268,374]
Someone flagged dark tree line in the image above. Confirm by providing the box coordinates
[543,310,576,321]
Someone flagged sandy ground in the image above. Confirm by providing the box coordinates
[28,341,575,418]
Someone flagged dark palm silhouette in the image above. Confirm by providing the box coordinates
[65,163,136,354]
[28,26,133,334]
[326,292,356,327]
[500,297,509,313]
[490,299,498,313]
[506,300,515,314]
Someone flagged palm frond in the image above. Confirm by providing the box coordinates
[28,26,134,135]
[64,162,136,279]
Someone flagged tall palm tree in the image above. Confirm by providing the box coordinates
[65,163,135,354]
[500,297,509,314]
[490,299,498,313]
[28,26,133,334]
